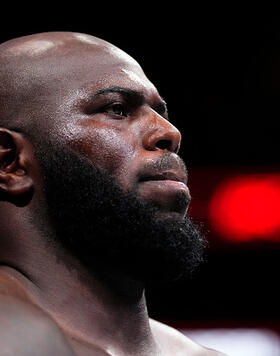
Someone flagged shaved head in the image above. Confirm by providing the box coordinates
[0,32,141,143]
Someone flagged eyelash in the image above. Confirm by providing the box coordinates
[101,102,129,118]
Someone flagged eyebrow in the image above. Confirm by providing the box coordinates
[88,86,144,104]
[87,86,168,116]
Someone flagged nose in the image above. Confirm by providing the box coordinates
[142,109,182,154]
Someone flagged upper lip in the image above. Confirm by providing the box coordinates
[139,170,188,186]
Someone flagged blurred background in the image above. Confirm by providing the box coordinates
[1,7,279,355]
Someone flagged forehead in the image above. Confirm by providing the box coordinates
[71,48,158,102]
[1,33,157,95]
[1,34,162,131]
[45,42,161,142]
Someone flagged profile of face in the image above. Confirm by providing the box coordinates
[18,33,206,287]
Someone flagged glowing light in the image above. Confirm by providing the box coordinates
[208,174,280,242]
[183,328,280,356]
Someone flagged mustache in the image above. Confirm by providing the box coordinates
[139,153,188,181]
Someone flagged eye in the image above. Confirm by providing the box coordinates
[103,103,128,117]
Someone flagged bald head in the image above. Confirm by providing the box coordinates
[0,32,110,57]
[0,32,143,142]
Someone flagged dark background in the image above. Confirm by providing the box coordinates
[1,8,279,330]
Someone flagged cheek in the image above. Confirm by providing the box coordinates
[92,128,135,171]
[68,125,136,174]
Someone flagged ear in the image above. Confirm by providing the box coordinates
[0,128,34,207]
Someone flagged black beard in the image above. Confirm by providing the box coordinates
[32,141,206,289]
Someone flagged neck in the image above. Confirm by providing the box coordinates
[0,199,161,355]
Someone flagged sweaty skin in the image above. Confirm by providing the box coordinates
[0,32,226,355]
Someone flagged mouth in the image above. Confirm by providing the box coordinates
[139,170,188,185]
[138,170,190,215]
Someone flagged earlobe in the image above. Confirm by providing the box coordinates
[0,129,34,207]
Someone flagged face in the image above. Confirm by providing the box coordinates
[42,39,190,219]
[28,36,205,288]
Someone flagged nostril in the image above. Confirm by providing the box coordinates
[156,139,172,150]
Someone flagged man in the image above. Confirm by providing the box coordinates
[0,32,226,355]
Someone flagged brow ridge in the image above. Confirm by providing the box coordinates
[87,86,169,118]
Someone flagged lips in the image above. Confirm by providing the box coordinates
[139,170,188,186]
[137,169,190,216]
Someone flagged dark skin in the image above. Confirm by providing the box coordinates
[0,32,226,355]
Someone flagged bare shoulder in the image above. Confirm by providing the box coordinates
[0,271,76,355]
[0,268,56,324]
[150,318,228,356]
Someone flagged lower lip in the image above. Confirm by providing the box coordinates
[138,179,190,201]
[138,179,190,215]
[140,179,189,191]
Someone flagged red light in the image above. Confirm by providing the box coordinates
[208,174,280,242]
